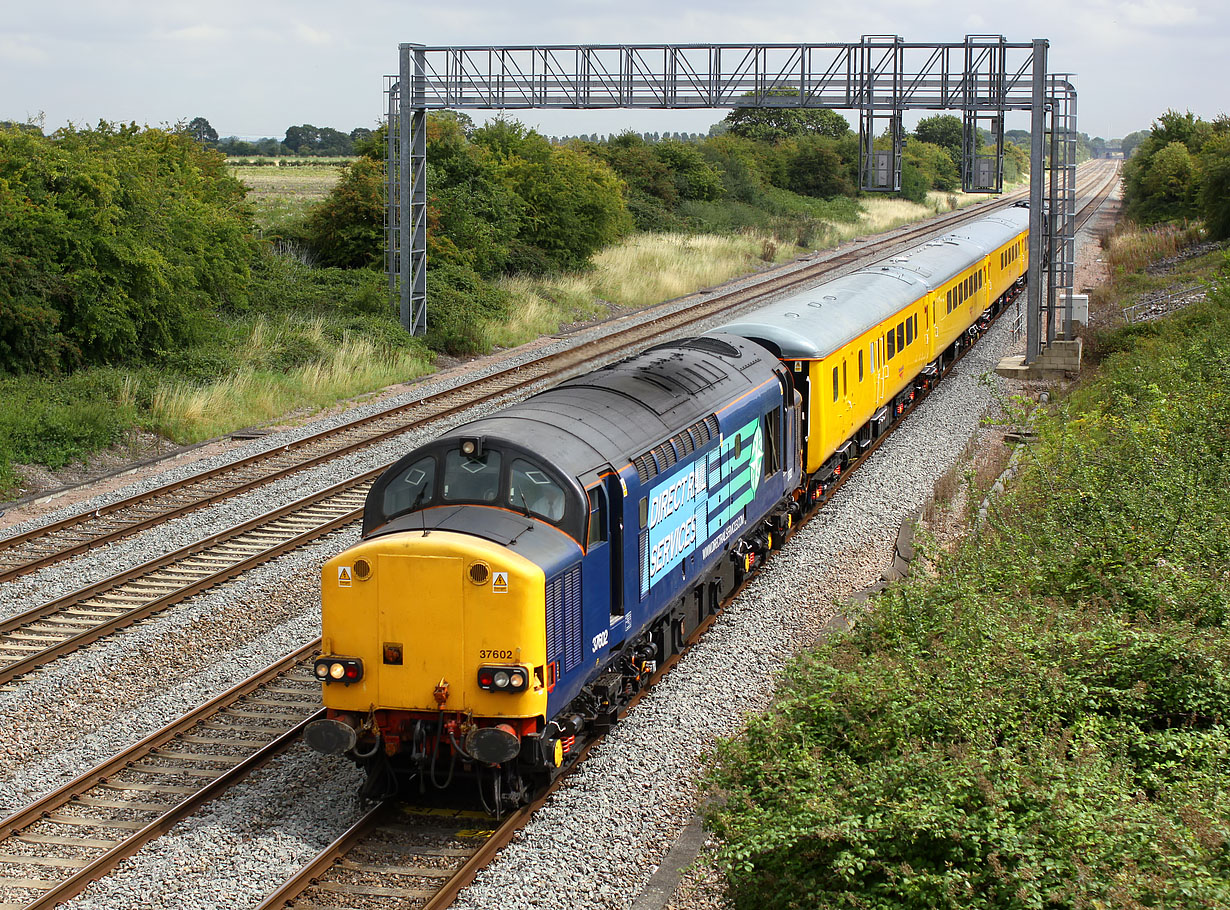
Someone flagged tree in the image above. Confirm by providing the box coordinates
[1121,129,1150,159]
[782,137,853,198]
[653,139,724,201]
[914,114,967,169]
[186,116,218,146]
[283,124,353,156]
[1197,133,1230,239]
[902,140,959,192]
[306,157,386,268]
[724,91,850,143]
[0,122,254,373]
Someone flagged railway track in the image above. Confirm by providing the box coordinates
[0,163,1115,588]
[0,478,370,686]
[0,163,1121,909]
[0,645,322,910]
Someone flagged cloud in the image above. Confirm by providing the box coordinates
[165,24,227,43]
[293,22,334,46]
[0,34,50,65]
[1119,0,1201,27]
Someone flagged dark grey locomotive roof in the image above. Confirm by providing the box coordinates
[434,333,783,478]
[713,207,1029,359]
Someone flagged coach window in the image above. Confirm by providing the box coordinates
[896,322,905,352]
[858,349,864,381]
[913,314,919,339]
[382,454,436,518]
[886,328,895,360]
[842,360,847,396]
[832,366,839,401]
[905,317,913,346]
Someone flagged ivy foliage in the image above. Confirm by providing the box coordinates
[0,123,255,374]
[705,274,1230,908]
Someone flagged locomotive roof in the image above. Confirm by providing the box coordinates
[713,207,1029,359]
[433,334,783,478]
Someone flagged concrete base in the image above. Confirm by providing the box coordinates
[996,338,1083,379]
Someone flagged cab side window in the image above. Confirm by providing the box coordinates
[586,486,608,547]
[509,457,566,521]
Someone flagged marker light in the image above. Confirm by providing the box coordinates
[314,657,363,685]
[477,665,530,693]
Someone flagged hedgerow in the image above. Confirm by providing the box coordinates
[0,122,256,374]
[705,269,1230,908]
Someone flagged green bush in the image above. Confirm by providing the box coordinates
[0,369,138,470]
[424,259,511,355]
[705,275,1230,908]
[0,123,255,374]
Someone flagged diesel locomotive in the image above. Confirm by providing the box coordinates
[305,205,1029,810]
[306,334,802,809]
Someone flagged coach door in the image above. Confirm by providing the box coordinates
[872,337,883,405]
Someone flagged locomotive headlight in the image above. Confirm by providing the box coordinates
[329,663,346,680]
[315,663,329,679]
[509,670,526,689]
[493,670,511,689]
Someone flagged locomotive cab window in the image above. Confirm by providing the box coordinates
[442,449,502,503]
[382,455,436,518]
[508,457,566,521]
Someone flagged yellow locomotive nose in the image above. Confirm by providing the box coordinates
[319,530,549,721]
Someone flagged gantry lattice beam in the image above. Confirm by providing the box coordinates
[387,38,1073,364]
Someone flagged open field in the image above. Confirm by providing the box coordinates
[228,159,350,230]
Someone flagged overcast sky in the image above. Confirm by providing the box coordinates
[2,0,1223,143]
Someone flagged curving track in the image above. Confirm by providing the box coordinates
[0,162,1121,909]
[0,164,1116,587]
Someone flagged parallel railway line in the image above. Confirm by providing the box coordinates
[0,646,322,910]
[0,162,1120,908]
[0,161,1115,588]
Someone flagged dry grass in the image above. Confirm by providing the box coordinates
[1103,221,1205,275]
[149,330,432,442]
[487,190,997,351]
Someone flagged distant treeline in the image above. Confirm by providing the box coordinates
[183,116,374,158]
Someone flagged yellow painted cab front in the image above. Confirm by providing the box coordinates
[320,529,548,724]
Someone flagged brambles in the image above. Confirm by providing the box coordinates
[705,267,1230,907]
